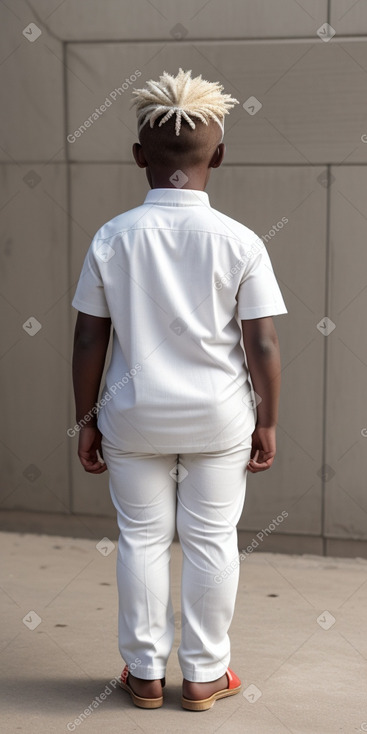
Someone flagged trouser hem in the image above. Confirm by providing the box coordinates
[124,662,167,680]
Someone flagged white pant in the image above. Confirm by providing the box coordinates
[101,436,252,683]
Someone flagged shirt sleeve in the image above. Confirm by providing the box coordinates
[71,239,110,317]
[236,237,288,320]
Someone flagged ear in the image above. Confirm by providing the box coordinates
[209,143,225,169]
[132,142,148,168]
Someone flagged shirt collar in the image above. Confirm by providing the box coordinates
[144,188,210,207]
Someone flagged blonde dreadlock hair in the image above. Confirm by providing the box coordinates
[131,68,239,137]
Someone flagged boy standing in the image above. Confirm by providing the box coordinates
[72,68,287,711]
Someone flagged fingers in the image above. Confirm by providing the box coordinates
[247,452,274,474]
[79,454,108,474]
[247,449,275,473]
[77,427,107,473]
[81,460,108,474]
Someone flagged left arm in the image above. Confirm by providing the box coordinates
[72,312,111,473]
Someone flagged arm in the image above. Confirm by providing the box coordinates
[72,312,111,474]
[241,316,281,473]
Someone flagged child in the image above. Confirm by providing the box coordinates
[72,68,287,711]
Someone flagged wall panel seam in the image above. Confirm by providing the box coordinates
[64,36,367,44]
[64,40,73,514]
[321,164,332,554]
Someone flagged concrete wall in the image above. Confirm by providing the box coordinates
[1,0,367,556]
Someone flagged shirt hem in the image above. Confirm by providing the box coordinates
[99,423,254,454]
[238,306,288,319]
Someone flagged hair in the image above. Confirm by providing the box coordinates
[130,67,239,138]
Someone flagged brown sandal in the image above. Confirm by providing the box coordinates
[118,665,165,709]
[181,668,242,711]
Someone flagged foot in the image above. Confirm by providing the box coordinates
[127,672,163,699]
[182,672,228,701]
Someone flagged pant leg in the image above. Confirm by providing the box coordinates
[176,439,252,682]
[101,436,177,680]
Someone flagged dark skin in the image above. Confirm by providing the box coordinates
[72,118,282,700]
[72,313,111,474]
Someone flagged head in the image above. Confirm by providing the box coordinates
[130,68,239,190]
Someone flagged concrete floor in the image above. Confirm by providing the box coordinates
[1,531,367,734]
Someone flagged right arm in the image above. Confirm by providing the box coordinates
[72,312,112,474]
[241,316,282,473]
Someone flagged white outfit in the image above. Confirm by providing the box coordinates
[72,187,288,681]
[72,188,287,454]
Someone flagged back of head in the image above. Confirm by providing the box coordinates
[130,68,239,169]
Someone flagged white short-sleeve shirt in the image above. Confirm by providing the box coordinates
[72,188,287,453]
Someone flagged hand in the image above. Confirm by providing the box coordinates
[247,424,276,473]
[77,426,108,474]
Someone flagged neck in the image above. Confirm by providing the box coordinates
[148,168,209,191]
